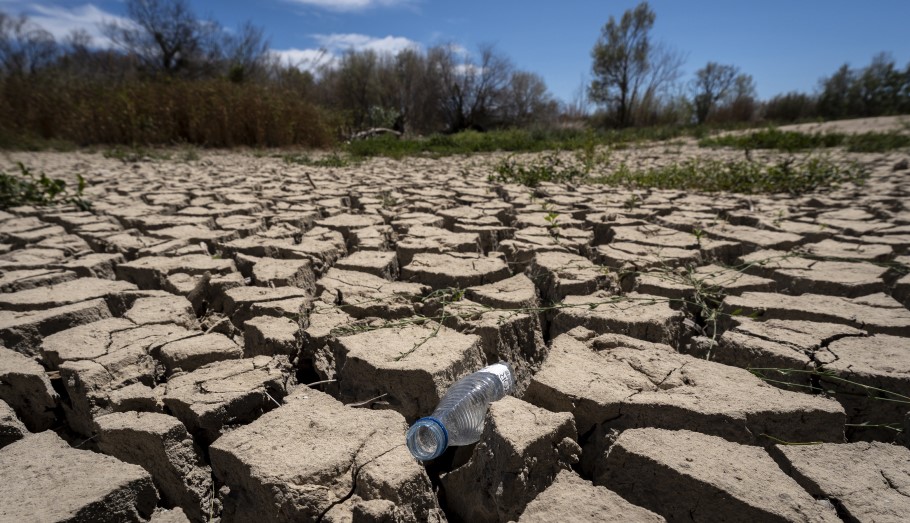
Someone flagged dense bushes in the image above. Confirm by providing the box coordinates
[0,75,336,148]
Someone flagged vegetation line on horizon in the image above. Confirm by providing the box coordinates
[1,1,909,150]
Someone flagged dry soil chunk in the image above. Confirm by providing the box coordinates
[465,273,540,309]
[122,295,198,329]
[396,226,480,265]
[705,223,804,251]
[723,292,910,335]
[317,268,428,319]
[163,355,293,444]
[551,291,683,346]
[767,259,887,297]
[209,388,442,523]
[443,300,546,391]
[895,273,910,308]
[0,399,27,448]
[702,318,865,385]
[334,250,400,280]
[0,268,78,292]
[48,321,192,435]
[149,507,191,523]
[243,315,300,357]
[316,212,385,241]
[332,323,484,421]
[158,333,242,375]
[593,242,699,270]
[441,397,581,523]
[0,277,137,312]
[770,441,910,523]
[402,252,511,288]
[528,252,610,303]
[236,254,316,291]
[634,264,775,299]
[0,346,58,431]
[0,298,113,356]
[524,332,845,445]
[518,469,665,523]
[819,334,910,437]
[0,431,158,522]
[95,411,212,522]
[803,238,893,261]
[220,286,310,327]
[597,428,839,522]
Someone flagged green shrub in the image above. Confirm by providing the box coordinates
[699,128,845,151]
[0,76,337,149]
[593,156,867,194]
[0,163,89,210]
[490,152,588,187]
[844,132,910,152]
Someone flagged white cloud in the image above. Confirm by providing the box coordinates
[274,33,420,74]
[312,33,419,55]
[271,47,337,71]
[5,3,135,48]
[285,0,415,12]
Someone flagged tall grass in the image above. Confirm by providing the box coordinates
[699,128,910,153]
[492,151,868,195]
[0,76,337,149]
[345,125,690,160]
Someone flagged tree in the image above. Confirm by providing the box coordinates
[501,71,558,127]
[437,44,513,132]
[222,21,270,82]
[0,13,59,77]
[588,2,656,127]
[103,0,213,74]
[691,62,738,124]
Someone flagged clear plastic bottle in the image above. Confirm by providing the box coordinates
[406,362,515,461]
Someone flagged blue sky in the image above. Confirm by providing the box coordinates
[3,0,909,104]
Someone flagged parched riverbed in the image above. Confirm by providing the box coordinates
[1,123,910,521]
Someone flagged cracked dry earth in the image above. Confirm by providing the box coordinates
[1,139,910,523]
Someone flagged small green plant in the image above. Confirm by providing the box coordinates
[699,128,845,152]
[0,163,90,210]
[491,152,587,187]
[700,128,910,153]
[692,228,704,246]
[283,151,352,167]
[379,191,399,208]
[593,155,867,195]
[844,132,910,153]
[544,211,561,240]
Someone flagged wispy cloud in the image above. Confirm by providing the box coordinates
[312,33,419,54]
[284,0,416,13]
[273,32,420,73]
[272,47,336,70]
[3,3,134,47]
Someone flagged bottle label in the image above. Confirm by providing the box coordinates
[480,363,514,395]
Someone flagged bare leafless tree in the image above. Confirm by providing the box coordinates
[222,21,270,82]
[501,71,558,127]
[103,0,208,74]
[691,61,738,124]
[0,13,59,76]
[437,43,513,131]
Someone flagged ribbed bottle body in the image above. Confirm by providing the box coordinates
[406,362,514,461]
[431,372,505,445]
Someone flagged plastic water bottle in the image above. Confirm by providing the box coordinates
[406,362,515,461]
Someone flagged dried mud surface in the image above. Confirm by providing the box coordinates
[2,118,910,522]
